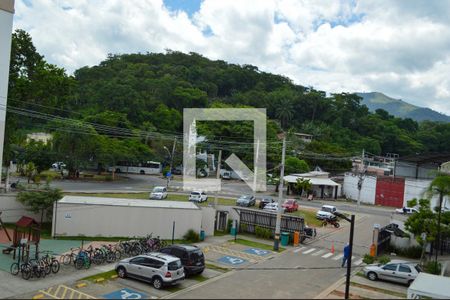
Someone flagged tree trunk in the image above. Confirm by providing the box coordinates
[40,208,44,225]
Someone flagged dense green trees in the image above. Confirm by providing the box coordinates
[5,29,450,176]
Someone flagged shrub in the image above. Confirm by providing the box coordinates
[105,174,113,181]
[385,244,422,259]
[183,229,200,243]
[424,261,441,275]
[240,223,248,233]
[255,226,263,238]
[363,254,375,264]
[378,255,391,265]
[162,166,170,177]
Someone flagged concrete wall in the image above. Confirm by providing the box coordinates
[343,173,376,204]
[0,193,41,222]
[395,161,439,180]
[52,203,204,239]
[200,206,216,237]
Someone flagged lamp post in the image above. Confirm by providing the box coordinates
[164,146,172,188]
[333,212,355,300]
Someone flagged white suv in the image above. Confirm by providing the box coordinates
[115,253,185,289]
[150,186,168,200]
[316,205,337,220]
[189,191,208,203]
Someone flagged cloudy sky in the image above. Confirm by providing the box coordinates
[12,0,450,115]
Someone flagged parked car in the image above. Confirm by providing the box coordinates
[363,260,422,286]
[316,205,337,220]
[263,202,285,213]
[159,245,205,275]
[221,171,231,180]
[259,196,274,209]
[282,199,299,212]
[189,191,208,203]
[115,253,185,289]
[150,186,168,200]
[51,162,66,170]
[172,166,182,175]
[395,207,419,214]
[236,195,256,207]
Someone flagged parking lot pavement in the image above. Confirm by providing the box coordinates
[14,266,225,299]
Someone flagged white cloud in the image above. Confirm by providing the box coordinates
[11,0,450,115]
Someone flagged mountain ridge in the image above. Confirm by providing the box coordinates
[356,92,450,123]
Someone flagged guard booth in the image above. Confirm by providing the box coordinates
[234,207,315,243]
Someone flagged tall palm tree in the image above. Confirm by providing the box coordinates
[275,98,294,129]
[427,173,450,264]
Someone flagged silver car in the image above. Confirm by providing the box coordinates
[363,260,422,285]
[115,253,185,289]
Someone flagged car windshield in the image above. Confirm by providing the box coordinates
[322,207,333,212]
[414,264,423,272]
[168,260,182,271]
[285,200,294,204]
[191,192,200,195]
[153,187,164,192]
[242,195,252,199]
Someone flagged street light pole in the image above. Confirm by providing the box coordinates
[274,135,286,251]
[333,212,355,300]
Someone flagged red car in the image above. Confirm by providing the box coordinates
[282,199,299,212]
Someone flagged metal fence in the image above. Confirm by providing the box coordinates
[234,207,305,237]
[376,226,392,255]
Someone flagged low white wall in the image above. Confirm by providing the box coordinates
[404,178,449,209]
[343,173,376,204]
[0,193,41,222]
[53,203,203,239]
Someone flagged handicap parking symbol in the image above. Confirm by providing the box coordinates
[218,255,247,265]
[243,248,271,256]
[103,288,147,299]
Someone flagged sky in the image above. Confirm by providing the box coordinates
[11,0,450,115]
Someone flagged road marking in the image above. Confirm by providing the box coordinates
[322,252,334,258]
[311,249,326,256]
[302,248,316,254]
[333,253,344,260]
[293,247,305,253]
[353,258,363,266]
[39,285,96,299]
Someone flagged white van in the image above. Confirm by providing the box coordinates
[316,205,337,220]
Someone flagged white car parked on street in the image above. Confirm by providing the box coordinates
[150,186,168,200]
[263,202,285,213]
[316,205,337,220]
[189,191,208,203]
[395,207,419,214]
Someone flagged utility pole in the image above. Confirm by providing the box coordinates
[274,135,286,251]
[214,150,222,208]
[253,139,260,198]
[357,149,365,211]
[166,137,177,188]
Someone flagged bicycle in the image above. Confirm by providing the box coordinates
[60,247,79,265]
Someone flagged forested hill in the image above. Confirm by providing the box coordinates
[357,92,450,123]
[6,30,450,173]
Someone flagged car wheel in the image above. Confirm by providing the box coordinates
[367,272,378,281]
[117,267,127,278]
[153,277,163,289]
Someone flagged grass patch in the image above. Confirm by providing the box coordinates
[229,238,284,252]
[289,209,322,227]
[214,230,229,236]
[350,281,407,298]
[189,274,208,282]
[205,263,230,272]
[166,286,184,293]
[80,269,116,282]
[356,271,365,277]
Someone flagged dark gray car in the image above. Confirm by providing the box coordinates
[236,195,256,207]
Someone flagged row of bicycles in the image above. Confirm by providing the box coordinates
[10,250,60,280]
[9,234,168,280]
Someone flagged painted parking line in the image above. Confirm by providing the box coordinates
[322,252,334,259]
[311,249,326,256]
[39,285,95,299]
[293,247,306,253]
[302,248,316,254]
[332,254,344,260]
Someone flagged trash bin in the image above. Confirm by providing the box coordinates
[281,232,290,246]
[230,227,237,236]
[200,230,205,241]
